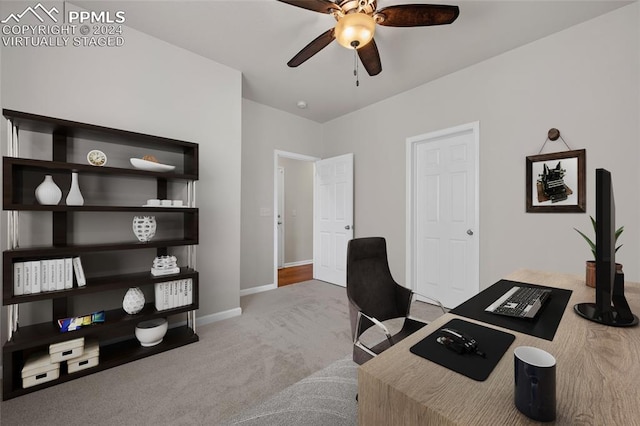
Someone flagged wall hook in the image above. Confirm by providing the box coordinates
[537,128,571,154]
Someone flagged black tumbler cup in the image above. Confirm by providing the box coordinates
[514,346,556,422]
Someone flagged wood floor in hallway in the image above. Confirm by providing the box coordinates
[278,264,313,287]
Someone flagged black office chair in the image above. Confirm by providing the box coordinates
[346,237,446,365]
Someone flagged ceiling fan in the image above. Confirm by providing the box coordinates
[277,0,460,77]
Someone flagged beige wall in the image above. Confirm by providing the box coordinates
[240,100,323,290]
[322,4,639,288]
[278,157,314,265]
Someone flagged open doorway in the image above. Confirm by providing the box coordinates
[274,151,319,287]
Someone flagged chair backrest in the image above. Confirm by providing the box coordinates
[346,237,404,325]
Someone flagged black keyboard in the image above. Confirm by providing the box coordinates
[485,286,552,319]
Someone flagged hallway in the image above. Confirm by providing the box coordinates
[278,264,313,287]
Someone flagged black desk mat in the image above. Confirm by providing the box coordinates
[410,318,515,381]
[449,279,572,341]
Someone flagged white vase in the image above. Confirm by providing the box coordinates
[35,175,62,205]
[66,171,84,206]
[132,216,157,242]
[122,287,145,315]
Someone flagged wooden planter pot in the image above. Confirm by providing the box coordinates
[585,261,623,288]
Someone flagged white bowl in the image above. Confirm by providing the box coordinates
[135,318,168,347]
[129,158,175,172]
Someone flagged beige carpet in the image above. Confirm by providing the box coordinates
[221,356,358,426]
[0,280,444,425]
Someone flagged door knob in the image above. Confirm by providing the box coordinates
[345,225,351,230]
[467,229,474,236]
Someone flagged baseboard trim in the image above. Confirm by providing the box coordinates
[172,307,243,330]
[196,307,242,327]
[283,260,313,268]
[240,283,277,297]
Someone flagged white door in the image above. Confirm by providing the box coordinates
[407,123,479,308]
[277,167,285,269]
[313,153,354,286]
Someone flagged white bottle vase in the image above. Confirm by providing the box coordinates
[35,175,62,205]
[122,287,145,315]
[66,171,84,206]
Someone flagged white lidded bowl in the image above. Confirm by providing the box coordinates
[135,318,168,347]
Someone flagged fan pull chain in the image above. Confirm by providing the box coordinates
[353,47,359,87]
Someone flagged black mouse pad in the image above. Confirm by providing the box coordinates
[449,279,572,341]
[410,318,515,381]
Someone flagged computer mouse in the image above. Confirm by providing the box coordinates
[436,335,467,354]
[436,327,486,357]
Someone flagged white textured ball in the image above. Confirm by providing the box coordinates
[122,287,145,315]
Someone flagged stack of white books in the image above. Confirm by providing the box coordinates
[154,279,193,311]
[13,257,86,296]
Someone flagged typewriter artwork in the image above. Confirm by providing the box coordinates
[538,161,568,202]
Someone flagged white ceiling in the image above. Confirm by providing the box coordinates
[74,0,631,123]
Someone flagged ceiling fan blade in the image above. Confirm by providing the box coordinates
[357,39,382,76]
[287,28,336,67]
[376,4,460,27]
[276,0,340,14]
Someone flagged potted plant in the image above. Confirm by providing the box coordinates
[574,216,624,287]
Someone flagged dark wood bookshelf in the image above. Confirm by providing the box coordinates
[2,110,200,400]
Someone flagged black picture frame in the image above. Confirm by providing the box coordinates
[526,149,586,213]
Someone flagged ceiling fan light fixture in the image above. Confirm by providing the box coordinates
[335,13,376,49]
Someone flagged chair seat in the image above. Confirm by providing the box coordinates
[395,317,428,342]
[366,318,428,358]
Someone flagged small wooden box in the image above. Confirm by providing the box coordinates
[67,340,100,374]
[22,353,60,388]
[49,337,84,363]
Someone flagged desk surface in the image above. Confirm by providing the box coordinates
[358,269,640,425]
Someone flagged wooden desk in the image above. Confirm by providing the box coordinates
[358,269,640,425]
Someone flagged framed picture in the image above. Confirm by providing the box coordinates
[526,149,586,213]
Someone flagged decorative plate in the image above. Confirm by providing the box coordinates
[87,149,107,166]
[129,158,176,172]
